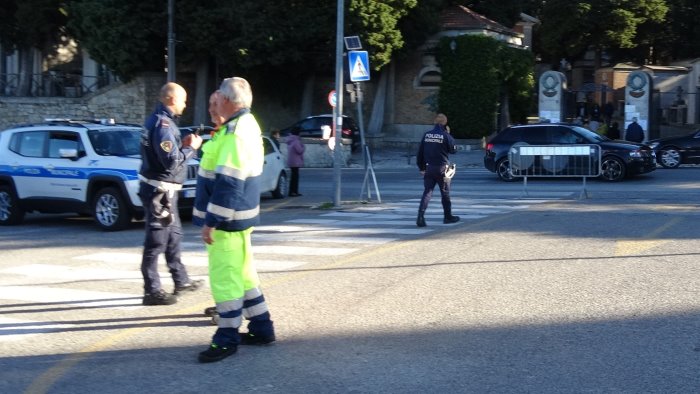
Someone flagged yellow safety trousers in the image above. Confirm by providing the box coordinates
[207,227,259,303]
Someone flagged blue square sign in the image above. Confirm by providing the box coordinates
[348,51,370,82]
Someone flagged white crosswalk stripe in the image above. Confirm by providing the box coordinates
[0,196,558,337]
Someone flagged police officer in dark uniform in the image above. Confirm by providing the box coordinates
[416,113,460,227]
[139,82,203,305]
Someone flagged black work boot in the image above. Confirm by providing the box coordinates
[416,211,426,227]
[240,332,276,346]
[198,343,237,363]
[143,289,177,306]
[173,279,205,295]
[443,215,460,224]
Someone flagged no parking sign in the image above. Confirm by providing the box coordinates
[328,90,336,108]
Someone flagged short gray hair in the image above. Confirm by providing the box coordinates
[219,77,253,108]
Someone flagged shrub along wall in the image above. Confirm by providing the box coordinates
[437,35,535,139]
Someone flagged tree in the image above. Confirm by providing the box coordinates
[537,0,668,67]
[66,0,167,81]
[0,0,68,95]
[347,0,417,70]
[662,0,700,60]
[67,0,419,83]
[610,0,700,64]
[396,0,448,57]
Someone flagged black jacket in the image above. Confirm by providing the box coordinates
[416,124,457,171]
[139,103,195,184]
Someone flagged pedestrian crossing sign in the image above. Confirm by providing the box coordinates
[348,51,370,82]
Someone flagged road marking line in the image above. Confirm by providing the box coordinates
[254,234,398,244]
[253,245,358,256]
[614,217,682,256]
[257,225,432,235]
[24,198,531,393]
[0,317,79,342]
[256,259,310,271]
[0,285,141,309]
[285,218,484,226]
[1,264,141,281]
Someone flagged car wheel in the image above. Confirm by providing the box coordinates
[0,185,25,225]
[93,187,131,231]
[271,171,289,199]
[600,156,626,182]
[496,158,515,182]
[658,147,681,169]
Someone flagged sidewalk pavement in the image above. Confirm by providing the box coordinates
[348,147,484,169]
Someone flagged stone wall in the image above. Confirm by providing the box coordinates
[392,52,438,126]
[279,138,351,168]
[0,74,164,130]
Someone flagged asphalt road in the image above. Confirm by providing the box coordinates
[1,162,699,393]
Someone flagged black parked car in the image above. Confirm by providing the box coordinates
[647,129,700,168]
[484,123,657,182]
[280,114,360,152]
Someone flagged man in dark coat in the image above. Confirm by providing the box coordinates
[625,117,644,143]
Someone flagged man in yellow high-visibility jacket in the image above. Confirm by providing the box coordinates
[193,77,275,363]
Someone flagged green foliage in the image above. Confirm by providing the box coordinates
[0,1,19,48]
[348,0,417,70]
[67,0,166,81]
[501,46,535,124]
[397,0,450,56]
[537,0,668,64]
[612,0,700,63]
[0,0,67,52]
[66,0,417,83]
[437,35,534,139]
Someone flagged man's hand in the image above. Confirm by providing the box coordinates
[183,133,203,150]
[202,225,214,245]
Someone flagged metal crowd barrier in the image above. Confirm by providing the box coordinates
[508,144,602,199]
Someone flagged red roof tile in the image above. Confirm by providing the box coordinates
[440,5,514,34]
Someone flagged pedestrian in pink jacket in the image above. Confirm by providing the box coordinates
[286,130,305,196]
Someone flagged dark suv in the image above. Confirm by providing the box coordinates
[280,114,360,152]
[484,123,656,182]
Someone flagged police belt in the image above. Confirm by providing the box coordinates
[138,175,182,191]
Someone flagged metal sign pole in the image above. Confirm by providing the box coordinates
[167,0,175,82]
[332,0,344,208]
[355,82,381,202]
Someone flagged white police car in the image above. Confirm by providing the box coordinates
[0,119,198,230]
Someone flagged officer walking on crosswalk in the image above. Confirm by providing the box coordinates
[416,113,460,227]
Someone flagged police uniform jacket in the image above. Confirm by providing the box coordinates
[139,103,195,185]
[192,109,263,232]
[416,124,457,172]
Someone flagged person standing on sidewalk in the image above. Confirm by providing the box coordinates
[193,77,276,363]
[416,113,460,227]
[625,117,644,143]
[139,82,204,306]
[286,129,305,197]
